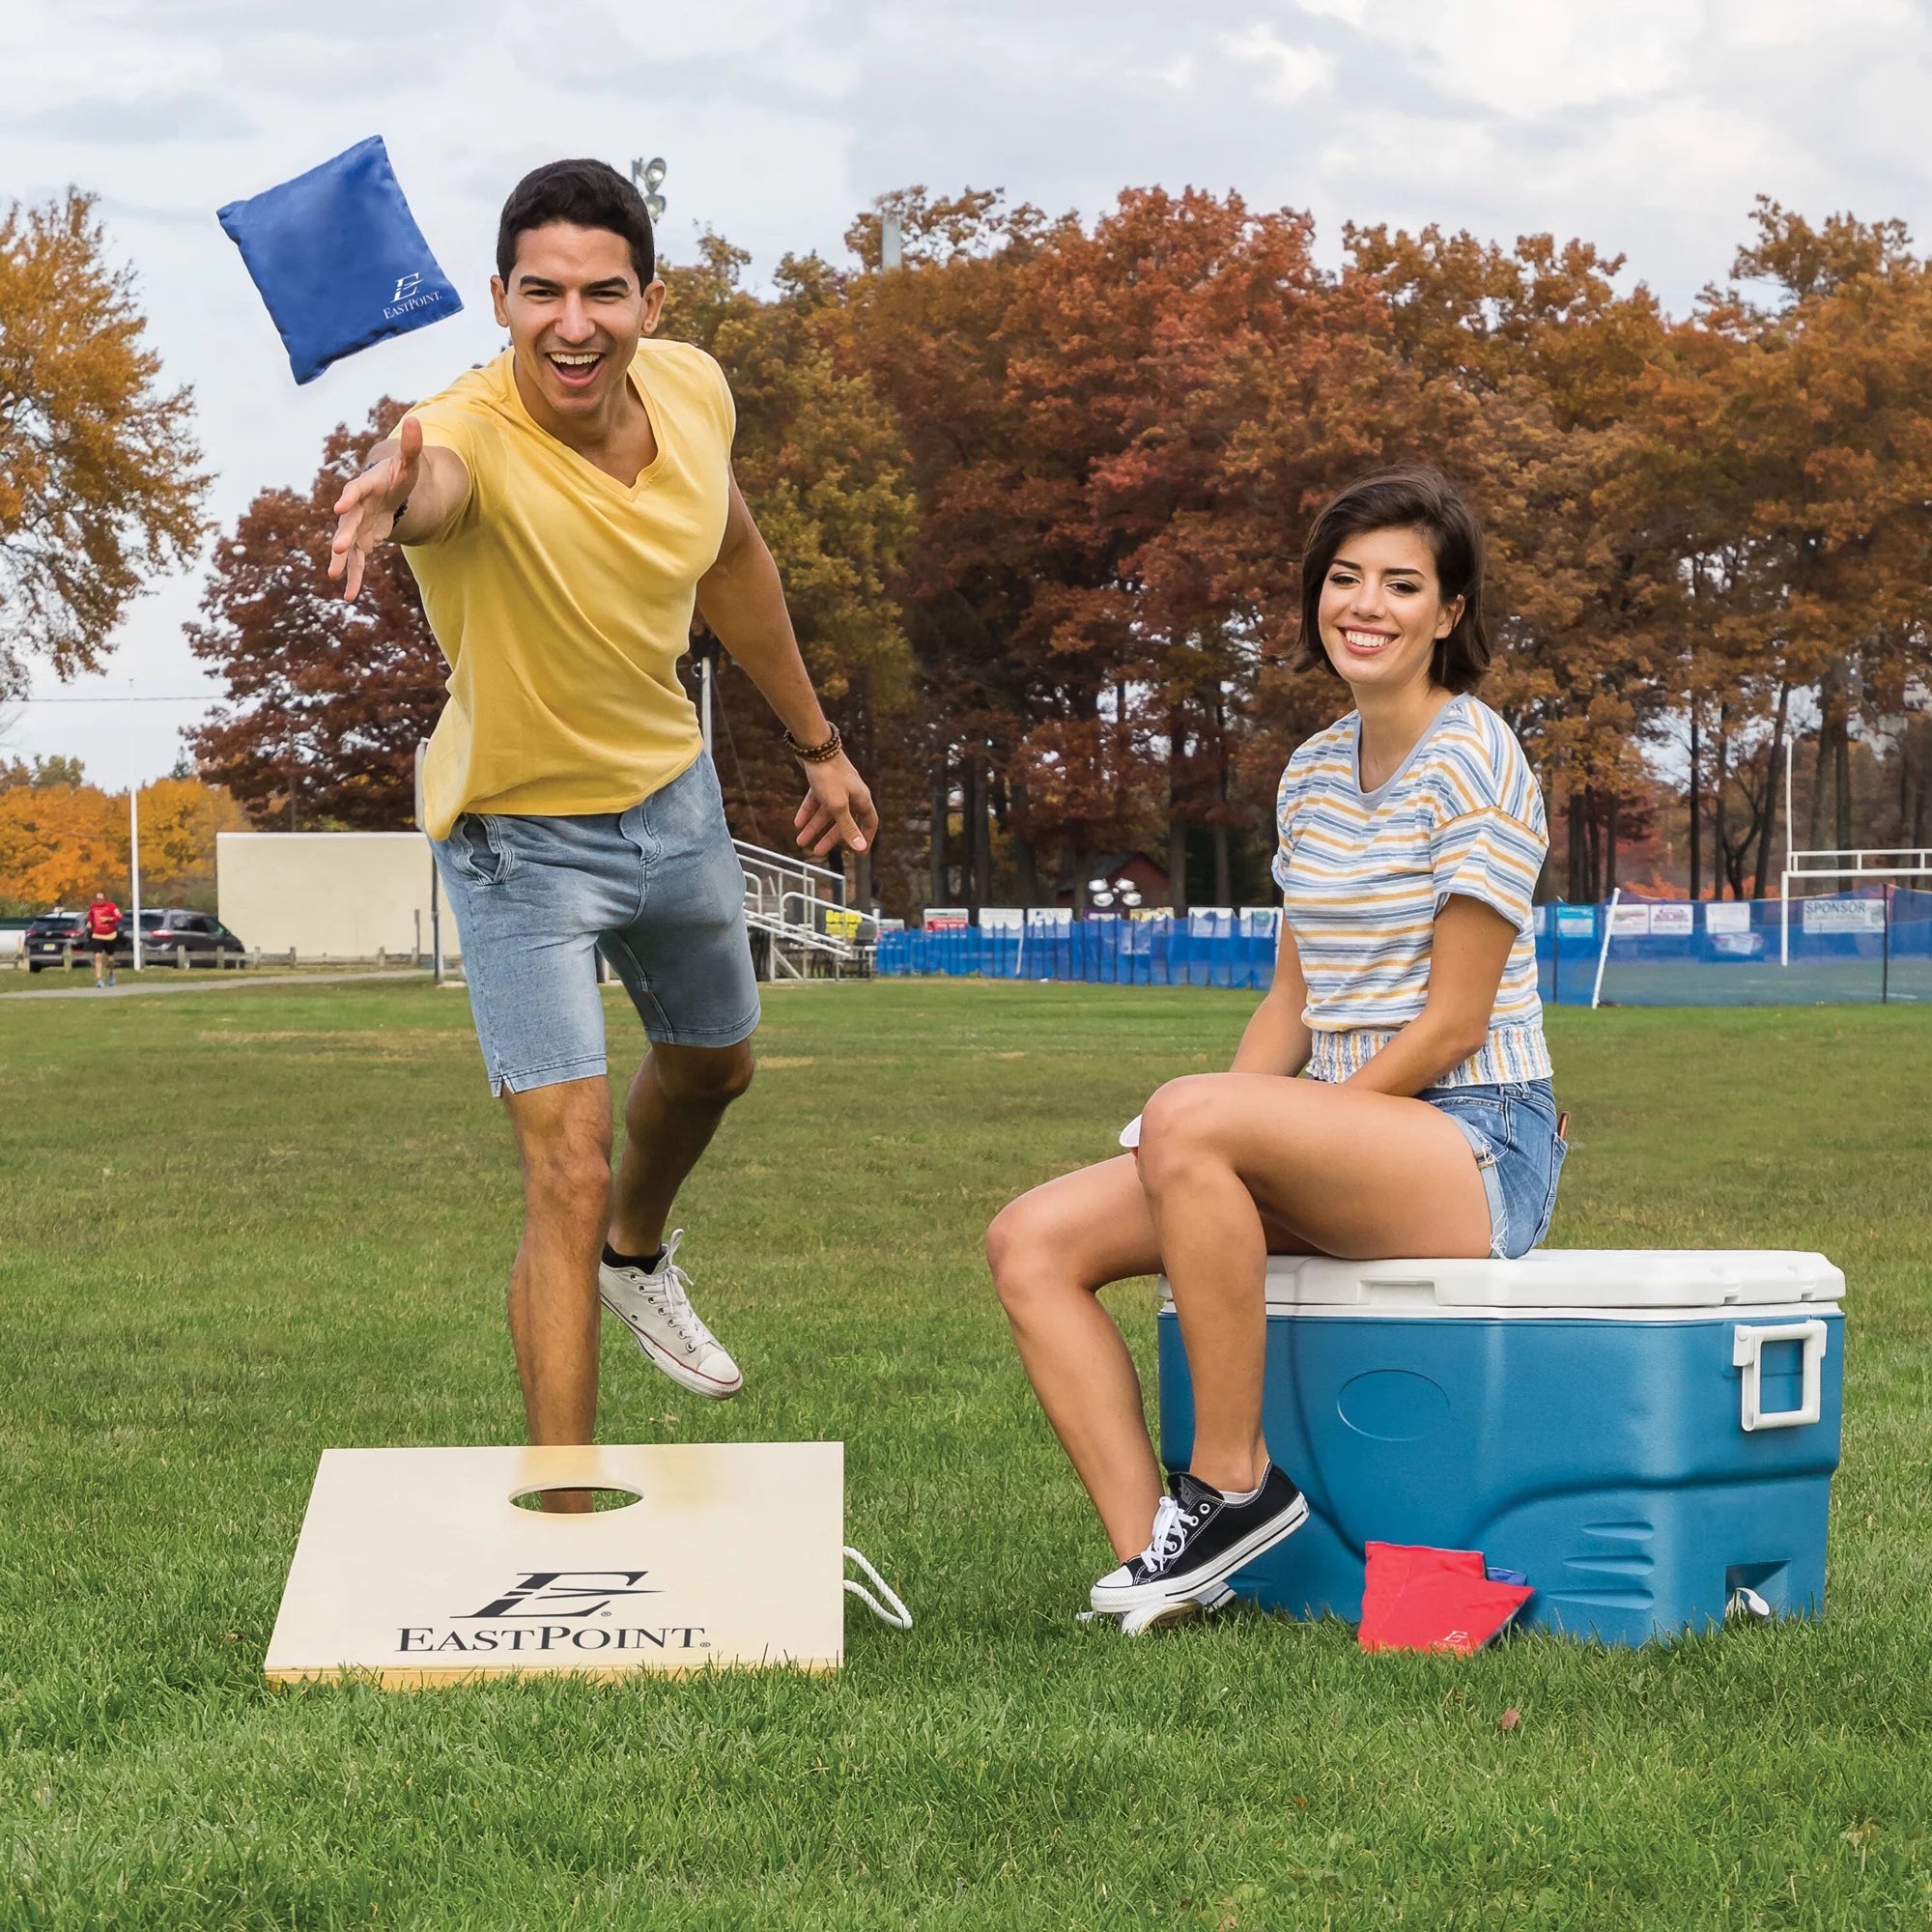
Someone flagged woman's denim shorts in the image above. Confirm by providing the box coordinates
[1422,1078,1567,1260]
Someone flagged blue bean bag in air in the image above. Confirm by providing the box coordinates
[217,136,463,384]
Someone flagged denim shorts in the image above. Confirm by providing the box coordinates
[432,753,760,1095]
[1422,1078,1567,1261]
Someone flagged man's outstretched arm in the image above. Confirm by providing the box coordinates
[696,471,878,860]
[328,415,471,601]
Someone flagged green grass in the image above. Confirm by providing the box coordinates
[1,980,1928,1930]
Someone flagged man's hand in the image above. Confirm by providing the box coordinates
[793,753,878,860]
[328,414,423,602]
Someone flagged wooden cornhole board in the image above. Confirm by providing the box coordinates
[265,1442,844,1686]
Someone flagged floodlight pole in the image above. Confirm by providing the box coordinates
[128,679,143,973]
[629,156,668,224]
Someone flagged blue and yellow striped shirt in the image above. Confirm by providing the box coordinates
[1271,695,1551,1088]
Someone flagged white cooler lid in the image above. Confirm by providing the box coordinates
[1213,1250,1846,1313]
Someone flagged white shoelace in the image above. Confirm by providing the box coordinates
[636,1231,716,1355]
[1137,1494,1198,1576]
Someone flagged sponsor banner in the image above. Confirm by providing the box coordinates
[1555,907,1596,938]
[1802,897,1886,934]
[976,907,1024,931]
[1649,903,1694,937]
[1704,902,1751,935]
[923,907,969,931]
[1609,903,1652,937]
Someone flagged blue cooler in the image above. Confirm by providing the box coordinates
[1156,1251,1845,1646]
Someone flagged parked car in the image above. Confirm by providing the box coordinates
[23,913,86,971]
[23,909,248,972]
[130,909,250,968]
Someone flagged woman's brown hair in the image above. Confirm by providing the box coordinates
[1293,468,1491,695]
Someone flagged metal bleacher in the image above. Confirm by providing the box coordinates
[735,839,867,979]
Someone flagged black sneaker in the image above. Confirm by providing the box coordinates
[1091,1465,1309,1618]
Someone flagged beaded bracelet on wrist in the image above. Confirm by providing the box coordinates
[785,724,843,764]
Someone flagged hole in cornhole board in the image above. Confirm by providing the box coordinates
[265,1443,845,1687]
[510,1486,643,1513]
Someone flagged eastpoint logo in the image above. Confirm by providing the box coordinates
[396,1570,710,1658]
[383,270,443,322]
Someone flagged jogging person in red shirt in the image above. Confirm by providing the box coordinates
[85,890,122,988]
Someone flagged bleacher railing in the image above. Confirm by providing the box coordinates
[735,840,860,977]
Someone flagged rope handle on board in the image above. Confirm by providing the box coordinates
[842,1547,912,1630]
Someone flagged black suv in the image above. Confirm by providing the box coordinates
[23,913,86,971]
[24,909,248,972]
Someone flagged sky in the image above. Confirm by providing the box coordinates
[6,0,1932,786]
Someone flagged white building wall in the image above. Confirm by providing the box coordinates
[217,833,455,961]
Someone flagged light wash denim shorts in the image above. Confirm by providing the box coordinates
[432,753,760,1096]
[1421,1078,1567,1261]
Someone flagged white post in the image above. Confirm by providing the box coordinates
[1784,735,1794,875]
[1590,887,1620,1010]
[1780,870,1791,967]
[128,680,143,973]
[416,740,444,986]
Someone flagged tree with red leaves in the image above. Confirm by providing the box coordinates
[186,401,445,828]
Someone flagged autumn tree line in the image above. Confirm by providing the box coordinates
[15,185,1932,920]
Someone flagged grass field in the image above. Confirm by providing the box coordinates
[2,980,1929,1929]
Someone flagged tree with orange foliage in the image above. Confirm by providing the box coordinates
[0,191,208,696]
[0,779,119,907]
[658,237,917,908]
[0,768,243,910]
[1620,200,1932,895]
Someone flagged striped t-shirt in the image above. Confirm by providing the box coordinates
[1271,694,1551,1088]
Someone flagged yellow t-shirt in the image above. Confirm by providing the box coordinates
[403,341,734,840]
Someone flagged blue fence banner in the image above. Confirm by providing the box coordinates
[874,912,1280,990]
[874,891,1932,1008]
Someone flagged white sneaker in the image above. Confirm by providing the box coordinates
[597,1229,742,1400]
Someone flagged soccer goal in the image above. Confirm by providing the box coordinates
[1780,847,1932,962]
[1588,877,1932,1009]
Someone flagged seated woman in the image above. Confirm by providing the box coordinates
[986,469,1564,1632]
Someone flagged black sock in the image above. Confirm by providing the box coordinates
[603,1242,665,1273]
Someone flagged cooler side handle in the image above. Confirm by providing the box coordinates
[1731,1319,1828,1432]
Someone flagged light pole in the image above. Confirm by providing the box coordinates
[127,678,143,972]
[627,155,715,754]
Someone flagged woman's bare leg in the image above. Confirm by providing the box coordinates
[1136,1073,1490,1495]
[987,1157,1165,1560]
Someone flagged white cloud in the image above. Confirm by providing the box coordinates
[6,0,1932,777]
[1219,22,1335,103]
